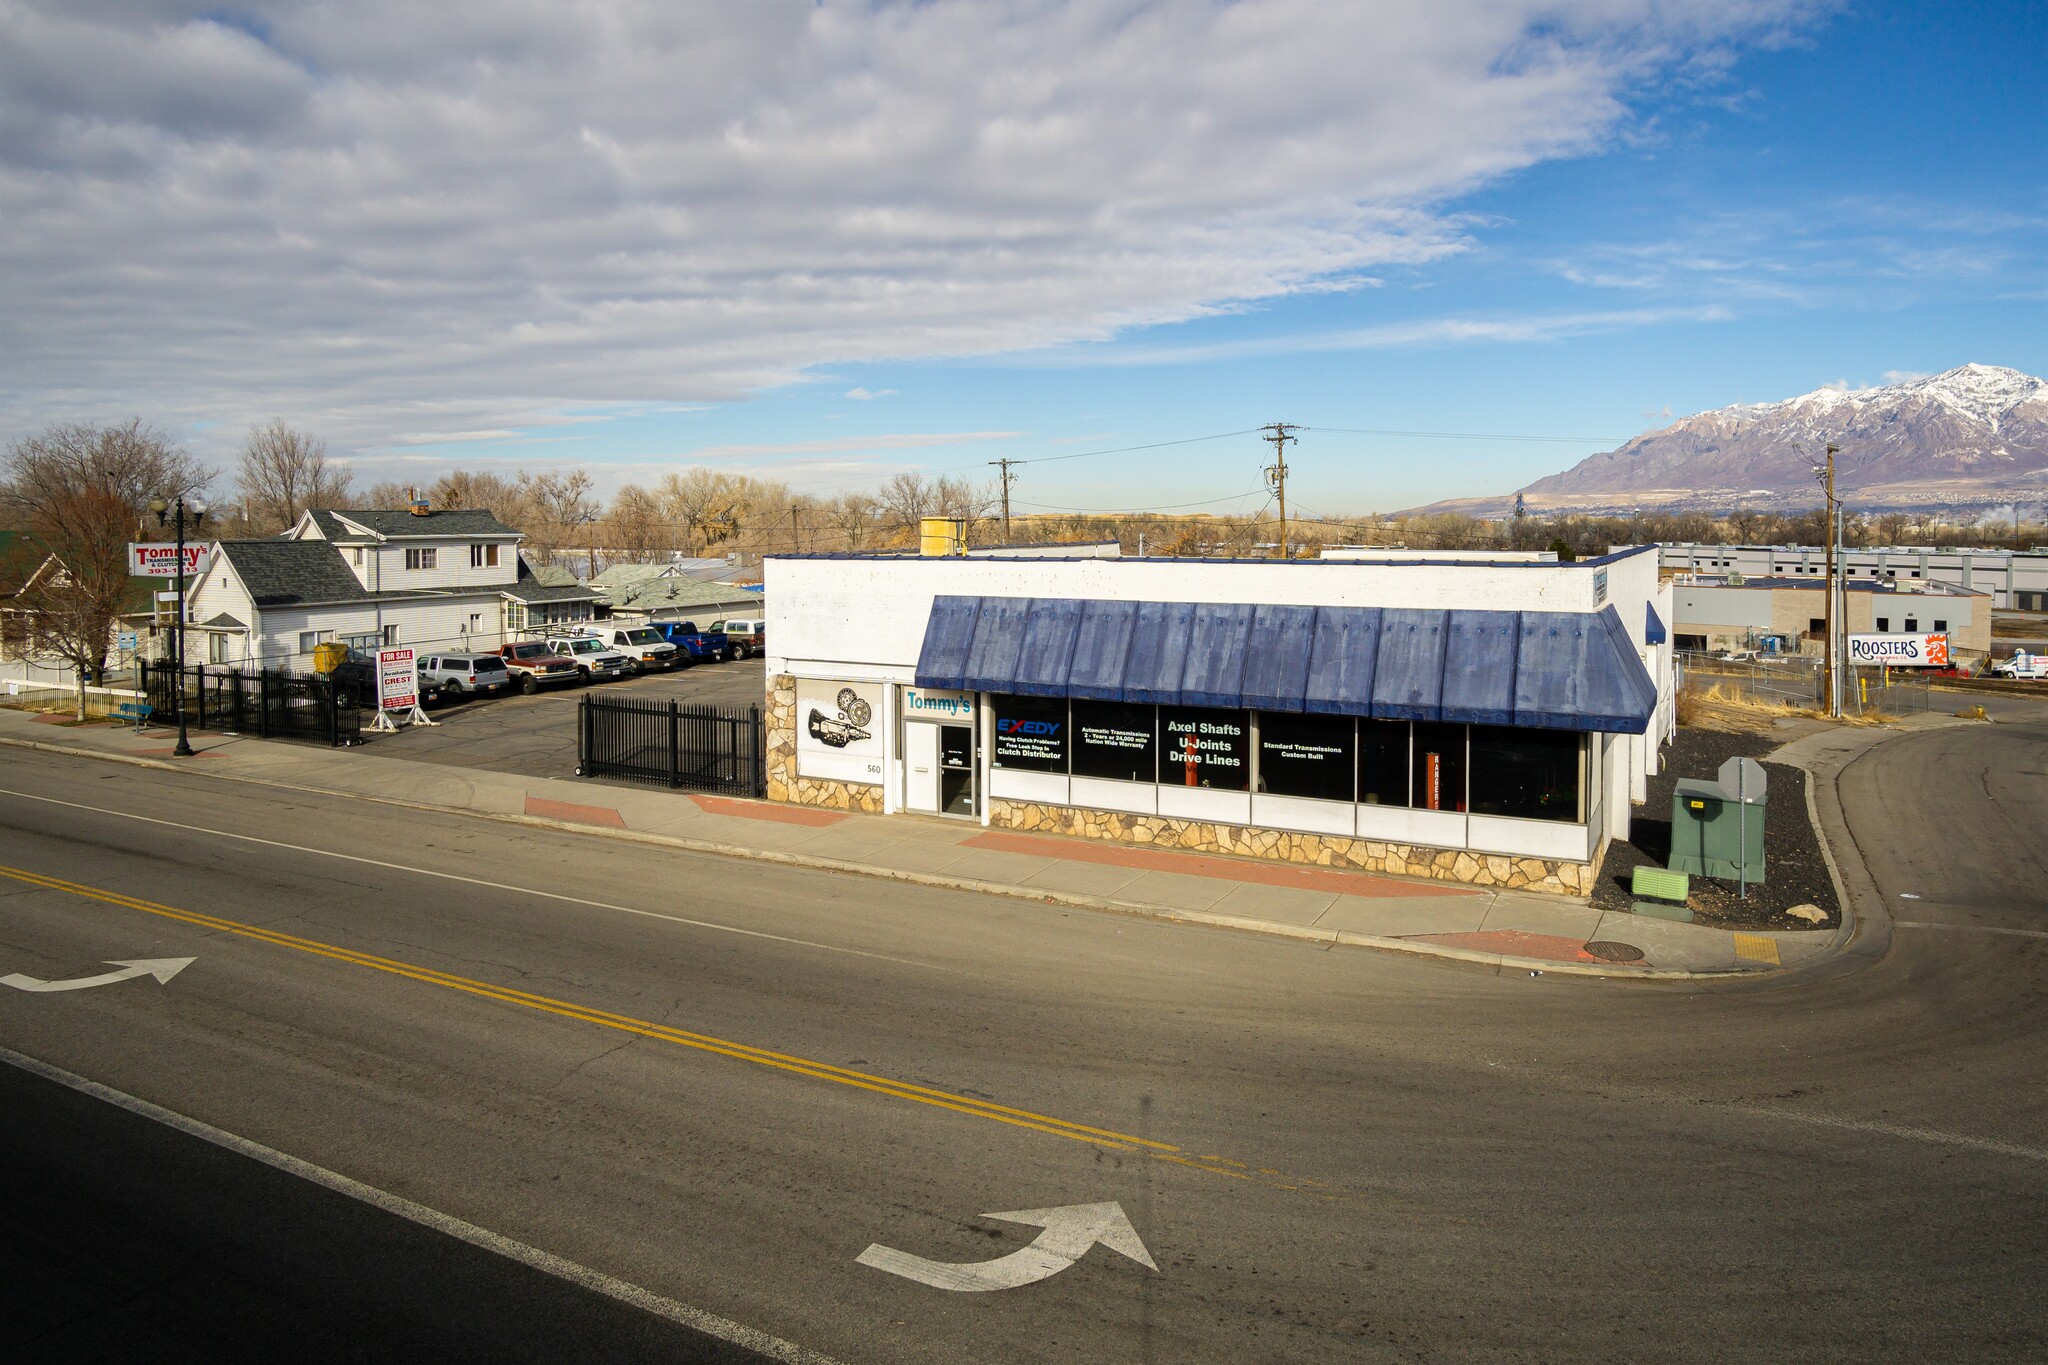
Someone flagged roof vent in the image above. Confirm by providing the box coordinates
[408,488,431,517]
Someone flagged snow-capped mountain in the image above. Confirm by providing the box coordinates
[1515,363,2048,511]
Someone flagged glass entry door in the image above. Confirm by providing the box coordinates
[939,724,976,816]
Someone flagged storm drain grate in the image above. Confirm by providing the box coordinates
[1582,941,1646,963]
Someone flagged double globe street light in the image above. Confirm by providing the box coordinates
[147,494,207,757]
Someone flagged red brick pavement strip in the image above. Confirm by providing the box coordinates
[962,830,1478,900]
[1403,929,1603,964]
[524,796,626,828]
[690,794,846,828]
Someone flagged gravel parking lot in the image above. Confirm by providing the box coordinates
[366,658,768,780]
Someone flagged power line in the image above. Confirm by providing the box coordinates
[1007,429,1264,466]
[1306,426,1624,444]
[1011,486,1267,515]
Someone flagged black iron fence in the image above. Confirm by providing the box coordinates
[577,694,765,797]
[139,662,362,746]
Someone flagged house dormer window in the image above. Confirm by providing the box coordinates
[406,548,437,570]
[471,543,498,568]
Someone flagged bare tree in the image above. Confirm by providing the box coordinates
[879,472,935,537]
[827,492,880,551]
[656,469,746,554]
[358,480,415,511]
[429,470,520,513]
[518,470,597,566]
[0,421,209,714]
[601,483,670,562]
[236,420,352,533]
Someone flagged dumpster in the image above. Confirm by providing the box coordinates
[312,640,350,675]
[1669,756,1766,886]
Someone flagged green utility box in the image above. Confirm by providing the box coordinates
[1668,757,1767,885]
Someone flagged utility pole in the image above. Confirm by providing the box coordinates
[789,504,801,554]
[1819,443,1839,717]
[1262,423,1299,558]
[990,457,1017,543]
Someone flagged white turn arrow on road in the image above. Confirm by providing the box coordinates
[857,1202,1157,1292]
[0,957,195,993]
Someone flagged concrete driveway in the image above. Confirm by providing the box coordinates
[367,656,768,779]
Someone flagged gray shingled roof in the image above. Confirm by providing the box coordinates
[317,507,522,539]
[505,558,600,604]
[218,539,372,607]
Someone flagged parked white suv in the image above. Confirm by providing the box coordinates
[548,635,634,682]
[587,624,679,673]
[417,652,512,701]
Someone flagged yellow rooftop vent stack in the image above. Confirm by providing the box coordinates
[919,516,966,557]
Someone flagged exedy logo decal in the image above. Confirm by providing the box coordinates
[998,719,1061,736]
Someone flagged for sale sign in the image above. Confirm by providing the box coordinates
[1848,633,1949,667]
[128,542,210,577]
[377,647,418,710]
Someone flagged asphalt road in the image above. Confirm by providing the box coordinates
[0,722,2044,1362]
[376,655,767,778]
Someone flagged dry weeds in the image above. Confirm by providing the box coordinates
[1676,682,1894,733]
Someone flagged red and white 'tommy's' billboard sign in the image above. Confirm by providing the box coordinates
[127,542,210,578]
[1848,632,1949,667]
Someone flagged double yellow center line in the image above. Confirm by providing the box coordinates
[0,861,1196,1157]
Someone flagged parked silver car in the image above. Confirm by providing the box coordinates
[417,652,512,701]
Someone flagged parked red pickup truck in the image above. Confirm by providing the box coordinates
[497,639,582,693]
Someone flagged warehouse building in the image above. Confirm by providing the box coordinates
[1659,543,2048,610]
[1669,575,1991,661]
[762,543,1674,895]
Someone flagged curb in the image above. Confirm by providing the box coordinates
[1,732,1776,982]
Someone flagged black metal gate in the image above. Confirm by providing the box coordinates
[577,694,765,797]
[139,663,361,746]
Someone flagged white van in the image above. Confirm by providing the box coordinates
[1989,650,2048,680]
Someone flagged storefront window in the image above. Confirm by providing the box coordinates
[1358,720,1410,806]
[990,694,1068,772]
[1468,726,1584,823]
[1071,700,1156,782]
[1410,722,1467,812]
[1256,712,1355,802]
[1158,707,1250,791]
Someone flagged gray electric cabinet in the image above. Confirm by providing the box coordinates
[1669,756,1766,887]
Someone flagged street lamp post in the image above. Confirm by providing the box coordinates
[149,494,207,757]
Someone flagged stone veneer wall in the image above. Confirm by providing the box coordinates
[990,799,1594,896]
[765,672,884,813]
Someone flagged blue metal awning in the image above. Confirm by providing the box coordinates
[913,596,1657,733]
[1645,601,1668,646]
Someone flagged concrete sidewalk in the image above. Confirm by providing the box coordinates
[0,706,1844,979]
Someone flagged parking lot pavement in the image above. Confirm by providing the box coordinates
[369,659,767,780]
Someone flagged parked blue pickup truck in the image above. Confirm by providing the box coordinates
[651,620,733,663]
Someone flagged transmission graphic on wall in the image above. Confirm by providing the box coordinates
[807,686,874,749]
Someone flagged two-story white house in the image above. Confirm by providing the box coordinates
[179,505,600,671]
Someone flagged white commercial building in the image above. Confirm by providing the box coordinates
[764,545,1675,896]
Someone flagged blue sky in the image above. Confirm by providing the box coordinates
[3,2,2042,513]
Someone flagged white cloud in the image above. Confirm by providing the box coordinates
[1881,368,1933,385]
[0,0,1822,459]
[844,387,897,401]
